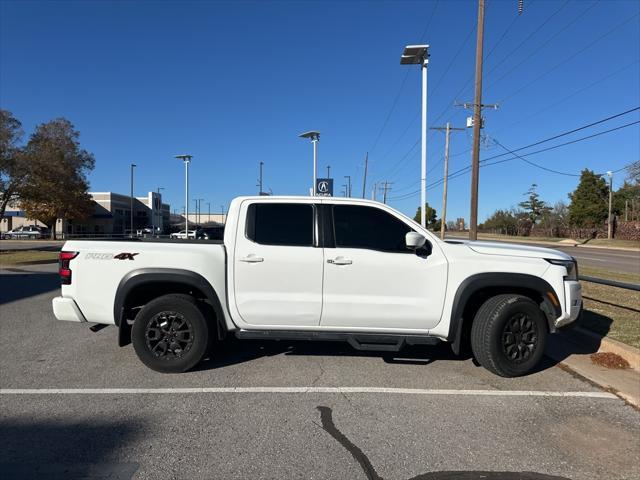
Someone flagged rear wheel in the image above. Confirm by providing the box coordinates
[132,294,210,373]
[470,294,547,377]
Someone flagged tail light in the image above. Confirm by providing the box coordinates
[59,251,79,285]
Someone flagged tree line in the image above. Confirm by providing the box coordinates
[413,162,640,238]
[0,110,95,238]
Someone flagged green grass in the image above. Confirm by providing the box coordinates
[578,266,640,349]
[581,238,640,250]
[0,250,59,266]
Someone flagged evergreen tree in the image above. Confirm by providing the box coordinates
[518,184,550,224]
[413,202,438,228]
[568,169,608,227]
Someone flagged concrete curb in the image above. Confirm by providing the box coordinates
[574,327,640,371]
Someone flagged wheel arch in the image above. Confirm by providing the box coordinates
[115,268,226,347]
[448,272,561,355]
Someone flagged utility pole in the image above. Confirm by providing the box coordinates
[362,152,368,199]
[257,161,264,195]
[469,0,486,241]
[327,165,331,178]
[380,181,393,204]
[625,199,628,221]
[372,181,378,201]
[607,171,613,239]
[344,175,352,197]
[431,123,465,239]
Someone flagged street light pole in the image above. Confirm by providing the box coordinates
[299,131,320,195]
[327,165,331,178]
[154,187,164,233]
[130,163,136,236]
[401,45,430,228]
[344,175,351,197]
[174,154,193,236]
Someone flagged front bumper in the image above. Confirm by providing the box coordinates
[52,297,87,322]
[554,281,582,329]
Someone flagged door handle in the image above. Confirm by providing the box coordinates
[240,254,264,263]
[328,257,352,265]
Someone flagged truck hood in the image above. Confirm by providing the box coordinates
[460,241,573,261]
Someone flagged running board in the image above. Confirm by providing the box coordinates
[234,330,440,353]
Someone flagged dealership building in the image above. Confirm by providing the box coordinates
[1,191,171,237]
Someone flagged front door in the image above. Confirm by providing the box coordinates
[320,204,448,331]
[233,201,323,327]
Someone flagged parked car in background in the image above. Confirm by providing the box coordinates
[196,226,225,240]
[169,229,197,239]
[4,225,48,239]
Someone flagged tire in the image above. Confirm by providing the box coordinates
[132,294,210,373]
[470,294,547,377]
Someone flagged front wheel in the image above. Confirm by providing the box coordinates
[132,294,210,373]
[470,294,547,377]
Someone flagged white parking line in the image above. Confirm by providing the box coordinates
[0,387,618,399]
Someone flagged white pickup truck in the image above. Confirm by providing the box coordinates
[52,196,582,377]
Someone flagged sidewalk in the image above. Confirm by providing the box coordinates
[547,327,640,408]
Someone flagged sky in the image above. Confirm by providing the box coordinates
[1,0,639,222]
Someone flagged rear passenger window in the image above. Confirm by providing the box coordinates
[333,205,412,253]
[246,203,314,246]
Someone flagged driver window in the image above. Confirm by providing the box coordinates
[332,205,413,253]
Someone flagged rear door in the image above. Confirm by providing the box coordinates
[233,200,323,327]
[320,203,448,331]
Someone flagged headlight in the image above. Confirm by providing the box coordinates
[546,258,578,281]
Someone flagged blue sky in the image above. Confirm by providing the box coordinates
[1,0,639,221]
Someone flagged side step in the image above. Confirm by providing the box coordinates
[234,330,440,353]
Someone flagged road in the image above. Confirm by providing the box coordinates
[1,264,638,480]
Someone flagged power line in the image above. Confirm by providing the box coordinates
[387,119,640,200]
[499,11,640,103]
[485,0,599,94]
[390,106,639,193]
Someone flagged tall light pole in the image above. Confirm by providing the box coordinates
[607,171,613,239]
[175,154,192,235]
[154,187,164,232]
[326,165,331,178]
[344,175,351,197]
[257,161,264,195]
[299,131,320,195]
[130,163,136,236]
[401,44,429,228]
[197,198,204,225]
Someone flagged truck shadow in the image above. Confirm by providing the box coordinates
[196,310,613,375]
[196,337,457,371]
[0,270,59,305]
[0,419,141,479]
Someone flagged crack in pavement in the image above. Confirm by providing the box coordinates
[315,406,573,480]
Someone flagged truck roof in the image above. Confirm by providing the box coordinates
[232,195,385,205]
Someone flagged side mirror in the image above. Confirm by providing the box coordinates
[405,231,427,250]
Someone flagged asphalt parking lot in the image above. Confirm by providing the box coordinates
[1,264,639,480]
